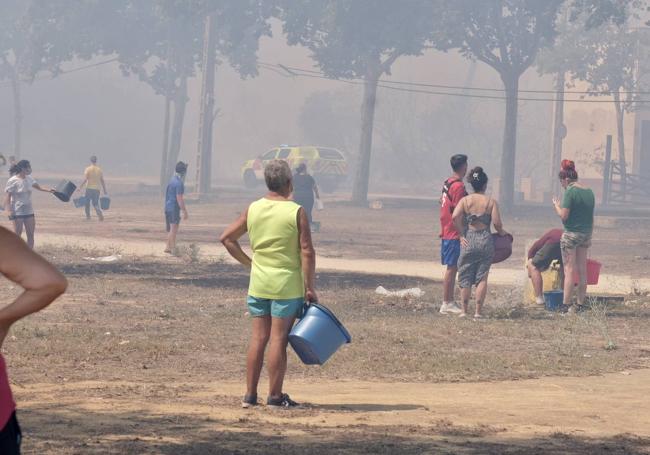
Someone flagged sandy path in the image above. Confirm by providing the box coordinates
[38,232,649,295]
[17,368,650,443]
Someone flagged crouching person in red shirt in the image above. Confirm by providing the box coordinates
[527,228,563,305]
[0,227,67,454]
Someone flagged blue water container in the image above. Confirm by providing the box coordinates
[100,196,111,210]
[543,290,564,311]
[289,303,351,365]
[73,196,87,208]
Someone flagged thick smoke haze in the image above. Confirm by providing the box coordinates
[0,20,554,193]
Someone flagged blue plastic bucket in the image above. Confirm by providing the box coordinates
[100,196,111,210]
[73,196,87,208]
[543,290,564,311]
[289,303,351,365]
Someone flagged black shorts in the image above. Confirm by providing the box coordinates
[0,412,22,455]
[165,209,181,232]
[531,242,562,271]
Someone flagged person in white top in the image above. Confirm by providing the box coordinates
[3,160,54,249]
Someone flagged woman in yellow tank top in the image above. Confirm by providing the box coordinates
[221,160,316,408]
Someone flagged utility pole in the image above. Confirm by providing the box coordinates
[602,135,613,205]
[160,95,171,191]
[195,14,217,196]
[10,69,22,159]
[160,38,173,192]
[550,71,566,197]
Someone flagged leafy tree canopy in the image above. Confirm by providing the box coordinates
[435,0,563,80]
[281,0,437,78]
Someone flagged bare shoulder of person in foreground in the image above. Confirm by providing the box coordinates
[0,227,67,347]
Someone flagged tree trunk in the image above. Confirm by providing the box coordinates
[196,14,217,196]
[613,89,627,197]
[10,68,22,159]
[499,73,520,211]
[166,76,188,183]
[351,68,380,206]
[160,94,172,190]
[550,71,565,196]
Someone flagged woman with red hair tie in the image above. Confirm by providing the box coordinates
[552,160,595,312]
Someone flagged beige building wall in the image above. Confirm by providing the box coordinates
[561,81,635,181]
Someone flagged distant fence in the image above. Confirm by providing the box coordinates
[603,135,650,205]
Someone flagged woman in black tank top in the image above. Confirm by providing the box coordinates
[452,167,508,318]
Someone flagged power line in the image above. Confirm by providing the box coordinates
[268,61,650,96]
[3,56,646,103]
[58,57,119,75]
[0,57,119,88]
[259,61,650,100]
[258,62,294,78]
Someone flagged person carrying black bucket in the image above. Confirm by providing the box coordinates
[77,156,108,221]
[221,159,317,409]
[3,160,55,249]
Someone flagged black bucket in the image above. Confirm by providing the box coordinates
[53,180,77,202]
[100,196,111,210]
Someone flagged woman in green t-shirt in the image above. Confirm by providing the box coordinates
[552,160,595,311]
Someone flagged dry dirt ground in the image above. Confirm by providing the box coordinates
[20,184,650,278]
[2,188,650,454]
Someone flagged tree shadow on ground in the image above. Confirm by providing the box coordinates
[59,261,434,291]
[308,403,427,412]
[18,406,650,455]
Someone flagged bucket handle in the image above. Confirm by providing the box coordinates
[297,299,317,320]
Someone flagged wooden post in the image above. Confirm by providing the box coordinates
[602,135,613,205]
[351,68,379,206]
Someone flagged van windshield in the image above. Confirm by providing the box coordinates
[261,150,277,160]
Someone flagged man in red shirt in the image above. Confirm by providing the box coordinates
[439,154,468,314]
[527,228,563,304]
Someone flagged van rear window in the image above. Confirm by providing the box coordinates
[317,148,344,160]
